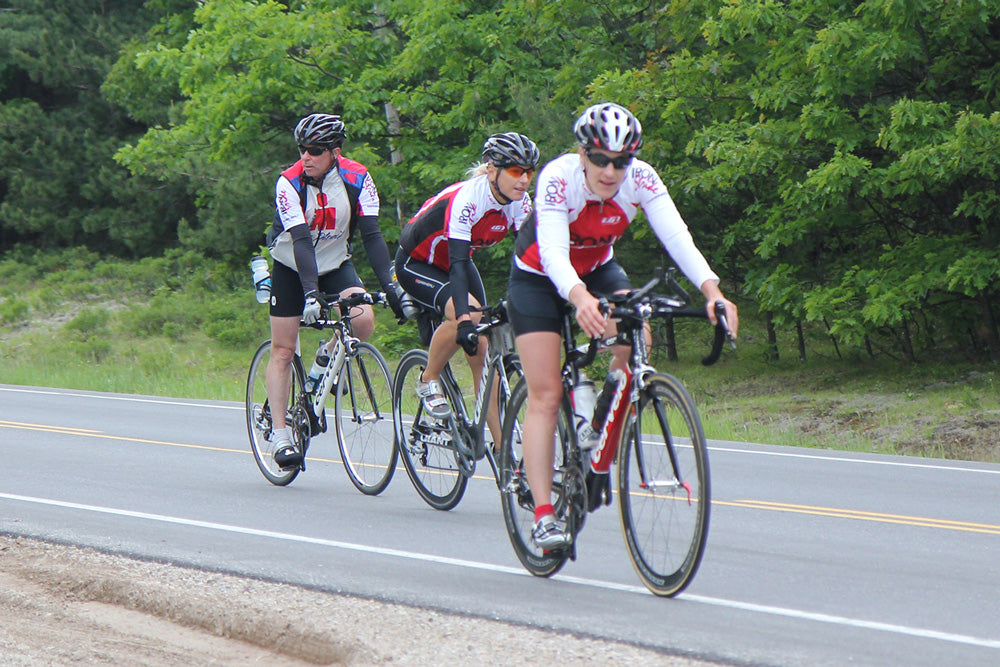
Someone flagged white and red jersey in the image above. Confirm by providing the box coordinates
[271,157,380,274]
[514,152,717,299]
[399,173,531,270]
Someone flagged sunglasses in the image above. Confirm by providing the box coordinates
[298,145,329,156]
[504,165,536,179]
[586,150,633,170]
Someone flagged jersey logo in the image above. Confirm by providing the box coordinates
[600,215,621,225]
[277,190,293,215]
[632,166,661,194]
[544,177,568,205]
[490,224,507,232]
[458,201,478,226]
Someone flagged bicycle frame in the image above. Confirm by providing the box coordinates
[439,304,520,480]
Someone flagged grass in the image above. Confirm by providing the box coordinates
[2,248,998,463]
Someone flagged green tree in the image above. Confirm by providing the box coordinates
[0,0,192,256]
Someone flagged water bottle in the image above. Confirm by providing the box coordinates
[591,369,626,434]
[390,279,420,320]
[572,373,599,450]
[305,342,330,394]
[250,255,271,304]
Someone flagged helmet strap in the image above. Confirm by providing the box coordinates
[488,165,513,205]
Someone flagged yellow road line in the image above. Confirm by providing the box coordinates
[719,499,1000,535]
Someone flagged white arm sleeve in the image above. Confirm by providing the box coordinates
[536,205,585,300]
[643,193,718,289]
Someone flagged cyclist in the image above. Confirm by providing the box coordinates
[266,113,404,470]
[508,103,739,549]
[394,132,539,446]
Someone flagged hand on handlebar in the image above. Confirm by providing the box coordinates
[569,285,607,339]
[302,290,328,325]
[707,298,739,343]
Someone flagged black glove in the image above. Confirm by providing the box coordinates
[386,285,406,322]
[456,320,478,356]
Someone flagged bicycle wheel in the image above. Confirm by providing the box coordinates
[246,340,307,486]
[499,379,571,577]
[392,349,467,510]
[618,372,711,597]
[335,342,397,495]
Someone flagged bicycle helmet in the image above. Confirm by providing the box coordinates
[293,113,347,148]
[482,132,540,168]
[573,103,643,153]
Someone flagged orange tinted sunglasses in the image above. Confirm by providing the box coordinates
[504,165,536,179]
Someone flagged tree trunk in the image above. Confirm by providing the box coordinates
[384,101,406,225]
[822,318,842,360]
[663,317,678,362]
[796,320,806,362]
[981,293,1000,361]
[765,311,779,361]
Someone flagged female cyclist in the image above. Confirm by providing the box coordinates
[266,113,403,470]
[394,132,539,446]
[508,103,739,549]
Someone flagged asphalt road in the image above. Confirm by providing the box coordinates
[2,383,999,666]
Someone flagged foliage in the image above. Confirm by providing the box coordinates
[3,1,1000,361]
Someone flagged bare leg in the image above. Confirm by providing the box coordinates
[266,315,300,431]
[516,331,564,511]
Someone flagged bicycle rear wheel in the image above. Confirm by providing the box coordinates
[392,349,467,510]
[246,340,306,486]
[499,379,570,577]
[618,372,710,596]
[335,342,397,495]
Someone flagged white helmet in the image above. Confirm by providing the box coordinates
[573,103,643,153]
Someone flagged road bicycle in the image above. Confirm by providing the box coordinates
[499,269,734,596]
[246,291,397,494]
[392,300,522,510]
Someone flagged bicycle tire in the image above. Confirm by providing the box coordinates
[246,340,307,486]
[392,349,467,510]
[335,342,397,495]
[499,379,570,577]
[618,372,711,597]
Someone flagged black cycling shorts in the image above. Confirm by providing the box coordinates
[507,260,632,336]
[269,259,364,318]
[394,247,486,317]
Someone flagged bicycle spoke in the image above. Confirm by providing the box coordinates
[336,343,397,495]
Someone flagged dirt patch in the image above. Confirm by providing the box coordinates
[0,535,710,666]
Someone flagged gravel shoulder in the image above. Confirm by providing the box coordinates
[0,534,716,666]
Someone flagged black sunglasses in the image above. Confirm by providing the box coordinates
[298,145,329,156]
[585,149,633,170]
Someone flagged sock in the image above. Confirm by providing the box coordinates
[272,427,291,444]
[534,504,555,523]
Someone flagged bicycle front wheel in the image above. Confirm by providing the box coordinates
[246,340,305,486]
[335,342,397,495]
[499,379,570,577]
[618,372,710,597]
[392,349,467,510]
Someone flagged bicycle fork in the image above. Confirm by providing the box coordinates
[638,380,693,505]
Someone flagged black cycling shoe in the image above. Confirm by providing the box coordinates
[307,408,325,436]
[586,469,612,512]
[273,443,303,470]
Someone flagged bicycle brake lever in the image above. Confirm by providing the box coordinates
[713,301,737,350]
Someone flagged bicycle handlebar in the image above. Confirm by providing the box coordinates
[572,269,734,367]
[301,290,387,328]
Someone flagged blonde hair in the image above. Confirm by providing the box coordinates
[465,162,490,179]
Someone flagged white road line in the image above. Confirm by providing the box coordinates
[2,491,998,651]
[0,385,242,410]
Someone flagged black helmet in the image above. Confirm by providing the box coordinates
[482,132,540,168]
[293,113,347,148]
[573,103,643,153]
